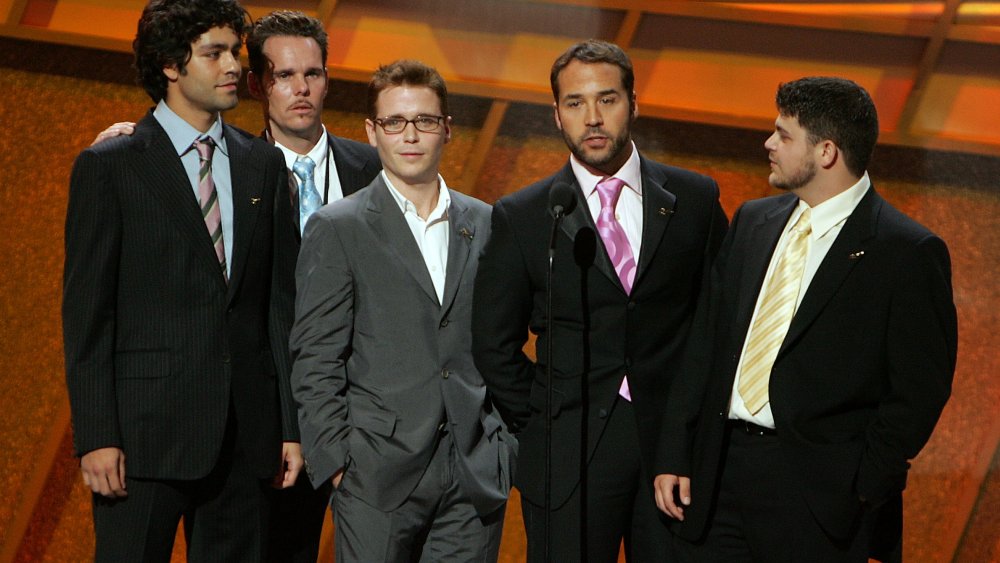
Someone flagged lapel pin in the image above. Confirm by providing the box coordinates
[250,197,261,205]
[848,250,865,260]
[459,227,473,240]
[658,207,674,216]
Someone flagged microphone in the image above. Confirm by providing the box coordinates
[548,181,577,219]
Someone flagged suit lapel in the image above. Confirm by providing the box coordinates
[778,188,879,357]
[734,196,798,333]
[554,164,621,290]
[365,177,439,305]
[634,158,677,288]
[224,125,263,302]
[130,113,227,291]
[440,195,473,318]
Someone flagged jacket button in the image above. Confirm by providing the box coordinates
[624,357,632,368]
[222,353,231,364]
[441,369,450,379]
[440,318,449,328]
[598,408,608,419]
[627,301,636,310]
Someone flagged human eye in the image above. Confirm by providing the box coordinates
[381,117,404,130]
[275,71,291,80]
[415,116,439,128]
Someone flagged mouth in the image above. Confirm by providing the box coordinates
[289,102,314,113]
[583,134,609,149]
[218,82,238,92]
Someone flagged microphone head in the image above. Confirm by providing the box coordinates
[548,182,577,218]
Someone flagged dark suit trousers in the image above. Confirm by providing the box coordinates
[674,424,875,563]
[92,417,270,563]
[267,475,332,563]
[522,399,675,563]
[332,430,504,563]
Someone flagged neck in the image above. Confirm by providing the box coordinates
[387,171,441,220]
[794,171,862,207]
[164,98,216,133]
[272,121,324,155]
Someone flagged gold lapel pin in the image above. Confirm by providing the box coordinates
[250,197,261,205]
[658,207,674,216]
[459,227,473,240]
[848,250,865,260]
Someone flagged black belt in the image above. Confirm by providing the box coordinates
[727,419,777,436]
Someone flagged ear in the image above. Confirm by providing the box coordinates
[816,139,838,169]
[631,90,639,121]
[163,64,180,82]
[365,119,378,148]
[553,102,563,132]
[443,116,452,144]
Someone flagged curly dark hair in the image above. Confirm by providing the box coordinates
[366,60,448,120]
[133,0,250,102]
[550,39,635,111]
[776,77,879,177]
[246,11,328,80]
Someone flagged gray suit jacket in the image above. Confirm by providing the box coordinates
[290,175,515,516]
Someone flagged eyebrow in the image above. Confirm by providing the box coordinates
[563,88,622,100]
[197,41,239,52]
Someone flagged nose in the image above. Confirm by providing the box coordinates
[764,131,778,152]
[402,120,419,142]
[584,104,602,127]
[221,51,240,77]
[292,74,309,96]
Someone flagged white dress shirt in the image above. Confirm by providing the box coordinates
[383,171,451,304]
[730,173,872,427]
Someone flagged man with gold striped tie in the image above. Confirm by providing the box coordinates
[654,76,957,563]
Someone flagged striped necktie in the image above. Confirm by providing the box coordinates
[738,208,812,414]
[193,137,227,282]
[293,156,321,235]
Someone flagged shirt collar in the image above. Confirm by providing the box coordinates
[792,172,871,240]
[275,125,329,171]
[153,99,227,157]
[570,141,642,198]
[382,171,451,222]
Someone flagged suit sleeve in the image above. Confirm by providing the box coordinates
[855,233,957,504]
[290,211,355,487]
[472,199,536,432]
[63,148,123,456]
[269,164,300,442]
[655,198,735,477]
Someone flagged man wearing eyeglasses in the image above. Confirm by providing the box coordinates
[289,59,515,562]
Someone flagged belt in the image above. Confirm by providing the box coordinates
[727,419,777,436]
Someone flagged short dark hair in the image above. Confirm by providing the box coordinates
[776,76,879,177]
[133,0,249,103]
[247,10,328,79]
[550,39,634,107]
[366,60,449,119]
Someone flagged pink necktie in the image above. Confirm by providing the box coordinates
[595,176,635,400]
[193,138,227,282]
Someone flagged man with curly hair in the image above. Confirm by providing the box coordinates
[62,0,300,560]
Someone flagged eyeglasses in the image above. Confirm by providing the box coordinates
[373,115,445,134]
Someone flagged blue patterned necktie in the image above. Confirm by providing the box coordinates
[293,156,321,234]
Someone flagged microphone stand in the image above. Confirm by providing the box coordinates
[544,205,565,563]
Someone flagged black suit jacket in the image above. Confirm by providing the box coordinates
[473,158,727,506]
[657,188,957,545]
[63,111,297,480]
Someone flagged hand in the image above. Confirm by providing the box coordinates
[80,447,127,498]
[654,473,691,521]
[90,122,136,146]
[331,467,345,489]
[272,442,303,489]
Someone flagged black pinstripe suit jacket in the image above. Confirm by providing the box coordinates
[63,111,297,480]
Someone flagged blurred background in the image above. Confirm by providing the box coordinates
[0,1,997,561]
